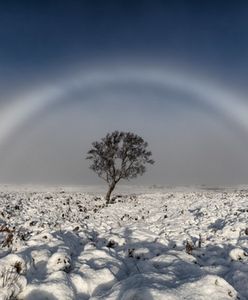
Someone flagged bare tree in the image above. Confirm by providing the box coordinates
[86,131,154,203]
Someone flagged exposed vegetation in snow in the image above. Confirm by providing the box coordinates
[0,186,247,299]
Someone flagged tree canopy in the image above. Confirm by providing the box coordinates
[86,131,154,202]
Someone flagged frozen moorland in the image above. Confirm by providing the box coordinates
[0,185,247,300]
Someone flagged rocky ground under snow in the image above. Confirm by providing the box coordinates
[0,186,248,299]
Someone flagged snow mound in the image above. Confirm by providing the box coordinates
[47,251,71,273]
[229,248,248,261]
[92,274,238,300]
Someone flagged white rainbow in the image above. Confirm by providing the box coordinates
[0,65,247,149]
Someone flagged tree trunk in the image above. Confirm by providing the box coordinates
[105,182,116,204]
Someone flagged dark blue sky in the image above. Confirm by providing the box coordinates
[1,1,248,88]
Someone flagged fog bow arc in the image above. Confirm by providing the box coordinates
[0,66,248,149]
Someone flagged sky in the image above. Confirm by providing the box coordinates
[1,0,248,186]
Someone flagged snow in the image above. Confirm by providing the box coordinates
[0,185,247,299]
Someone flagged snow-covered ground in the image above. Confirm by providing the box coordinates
[0,185,247,299]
